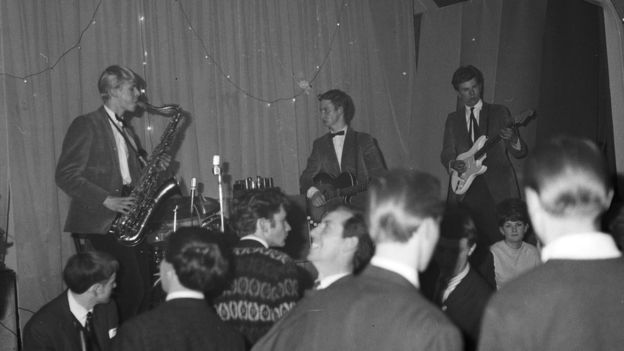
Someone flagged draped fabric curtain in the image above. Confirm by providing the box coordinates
[0,0,555,334]
[0,0,419,326]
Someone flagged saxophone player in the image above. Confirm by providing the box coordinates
[56,65,170,322]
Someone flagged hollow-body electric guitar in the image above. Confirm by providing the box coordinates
[308,172,367,222]
[450,109,536,195]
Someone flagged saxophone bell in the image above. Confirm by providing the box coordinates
[137,100,181,117]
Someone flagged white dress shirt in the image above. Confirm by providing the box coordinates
[370,255,419,288]
[104,105,132,185]
[541,232,621,262]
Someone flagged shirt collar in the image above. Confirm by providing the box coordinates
[67,290,90,327]
[465,99,483,113]
[240,235,269,248]
[541,232,621,262]
[317,272,350,290]
[370,256,419,288]
[166,290,205,301]
[103,105,123,127]
[330,126,348,135]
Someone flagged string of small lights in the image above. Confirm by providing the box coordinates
[1,0,349,106]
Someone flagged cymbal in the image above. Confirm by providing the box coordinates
[149,195,220,222]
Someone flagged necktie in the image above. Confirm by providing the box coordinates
[330,130,345,138]
[469,107,481,144]
[85,311,100,351]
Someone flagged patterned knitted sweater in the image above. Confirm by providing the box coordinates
[214,240,303,346]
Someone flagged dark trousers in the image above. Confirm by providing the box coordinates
[448,177,500,266]
[78,234,153,323]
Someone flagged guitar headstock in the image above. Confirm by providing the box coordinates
[513,109,537,127]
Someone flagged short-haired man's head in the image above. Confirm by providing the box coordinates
[496,198,529,227]
[165,227,230,293]
[368,169,443,243]
[98,65,137,102]
[230,189,289,237]
[336,207,375,274]
[317,89,355,124]
[63,251,119,294]
[440,206,477,248]
[451,65,484,91]
[524,136,612,218]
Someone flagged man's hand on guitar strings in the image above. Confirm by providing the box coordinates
[450,160,467,174]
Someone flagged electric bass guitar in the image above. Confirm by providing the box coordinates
[308,172,367,222]
[450,109,536,195]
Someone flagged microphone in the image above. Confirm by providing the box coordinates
[190,177,197,216]
[212,155,221,176]
[212,155,225,232]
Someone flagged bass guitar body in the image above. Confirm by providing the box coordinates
[450,136,488,195]
[308,172,362,223]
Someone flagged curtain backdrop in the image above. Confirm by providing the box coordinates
[0,0,552,332]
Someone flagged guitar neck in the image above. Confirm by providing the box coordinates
[330,182,367,200]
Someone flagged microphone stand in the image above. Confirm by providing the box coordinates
[213,156,225,233]
[189,177,197,225]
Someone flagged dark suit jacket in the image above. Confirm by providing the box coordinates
[113,298,245,351]
[23,290,118,351]
[253,265,463,351]
[440,103,526,203]
[479,257,624,351]
[439,267,493,351]
[56,107,143,234]
[299,128,386,194]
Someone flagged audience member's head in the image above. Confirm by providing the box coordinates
[307,206,374,278]
[230,189,291,247]
[161,227,231,297]
[63,251,118,304]
[496,198,530,248]
[368,168,444,271]
[97,65,137,102]
[524,136,613,243]
[435,206,478,277]
[317,89,355,124]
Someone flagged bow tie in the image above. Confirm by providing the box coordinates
[330,130,345,138]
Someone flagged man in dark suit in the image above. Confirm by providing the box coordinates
[441,65,527,250]
[253,169,463,351]
[299,89,386,220]
[430,206,493,351]
[479,137,624,351]
[56,65,168,321]
[23,251,119,351]
[213,189,305,348]
[113,227,245,351]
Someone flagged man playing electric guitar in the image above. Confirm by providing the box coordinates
[300,89,386,221]
[441,65,527,258]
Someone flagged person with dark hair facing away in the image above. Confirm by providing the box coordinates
[300,89,386,220]
[56,65,170,322]
[479,136,624,351]
[213,189,304,348]
[113,227,244,351]
[430,206,493,351]
[253,169,462,351]
[441,65,528,259]
[479,198,541,289]
[23,251,119,351]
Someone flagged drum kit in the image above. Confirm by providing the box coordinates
[146,173,277,267]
